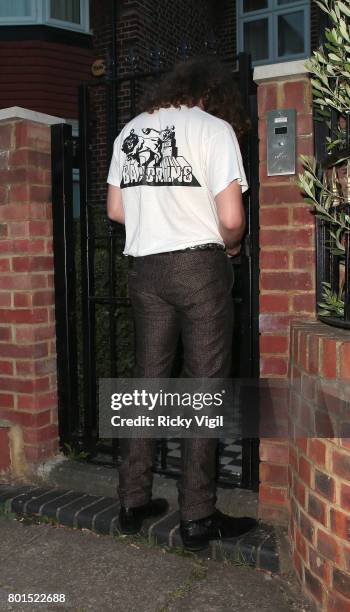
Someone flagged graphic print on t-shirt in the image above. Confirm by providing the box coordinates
[120,126,201,188]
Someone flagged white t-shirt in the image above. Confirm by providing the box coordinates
[107,105,249,256]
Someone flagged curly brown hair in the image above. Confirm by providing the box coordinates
[140,56,251,142]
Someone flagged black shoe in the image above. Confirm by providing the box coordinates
[180,510,258,551]
[118,498,169,535]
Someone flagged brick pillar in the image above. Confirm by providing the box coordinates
[0,110,64,471]
[254,64,316,524]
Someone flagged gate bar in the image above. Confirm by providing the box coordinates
[79,83,97,444]
[51,123,79,443]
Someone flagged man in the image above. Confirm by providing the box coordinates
[107,56,258,551]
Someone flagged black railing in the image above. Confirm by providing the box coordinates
[315,108,350,329]
[51,124,81,444]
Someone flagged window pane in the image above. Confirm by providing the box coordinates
[278,11,305,56]
[277,0,300,4]
[50,0,81,24]
[243,18,269,61]
[243,0,268,11]
[0,0,32,17]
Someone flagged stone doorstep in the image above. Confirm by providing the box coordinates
[0,483,279,574]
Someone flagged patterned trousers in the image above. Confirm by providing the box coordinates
[117,248,234,520]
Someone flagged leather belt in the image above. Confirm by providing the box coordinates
[127,243,226,265]
[174,243,226,253]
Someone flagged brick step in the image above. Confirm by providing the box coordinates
[0,483,279,573]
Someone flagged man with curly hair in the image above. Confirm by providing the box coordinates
[107,56,258,551]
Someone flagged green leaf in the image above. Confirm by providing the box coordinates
[328,53,342,62]
[338,1,350,18]
[339,18,350,41]
[311,80,327,92]
[332,248,346,255]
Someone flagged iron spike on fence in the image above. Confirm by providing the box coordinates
[346,112,350,149]
[346,159,350,203]
[204,30,217,55]
[331,166,340,207]
[150,47,166,72]
[125,46,139,72]
[176,39,192,61]
[105,51,115,80]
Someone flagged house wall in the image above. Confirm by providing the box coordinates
[91,0,232,75]
[0,36,93,119]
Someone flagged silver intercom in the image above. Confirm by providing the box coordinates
[267,109,296,176]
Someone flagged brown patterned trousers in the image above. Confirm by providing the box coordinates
[118,248,234,520]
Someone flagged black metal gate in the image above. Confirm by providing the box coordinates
[52,52,260,490]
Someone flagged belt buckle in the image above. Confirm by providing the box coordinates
[189,243,210,251]
[185,243,224,253]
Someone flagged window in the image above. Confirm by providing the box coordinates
[0,0,35,21]
[0,0,90,33]
[47,0,89,32]
[238,0,310,65]
[50,0,81,24]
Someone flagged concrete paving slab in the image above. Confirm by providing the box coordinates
[0,518,193,612]
[165,563,312,612]
[0,516,313,612]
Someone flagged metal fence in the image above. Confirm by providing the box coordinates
[315,107,350,329]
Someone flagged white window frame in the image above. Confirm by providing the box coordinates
[0,0,37,24]
[44,0,90,34]
[0,0,90,33]
[237,0,310,66]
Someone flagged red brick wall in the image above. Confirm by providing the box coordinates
[259,437,290,524]
[257,74,316,525]
[0,39,92,119]
[289,320,350,610]
[0,117,59,465]
[258,76,315,378]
